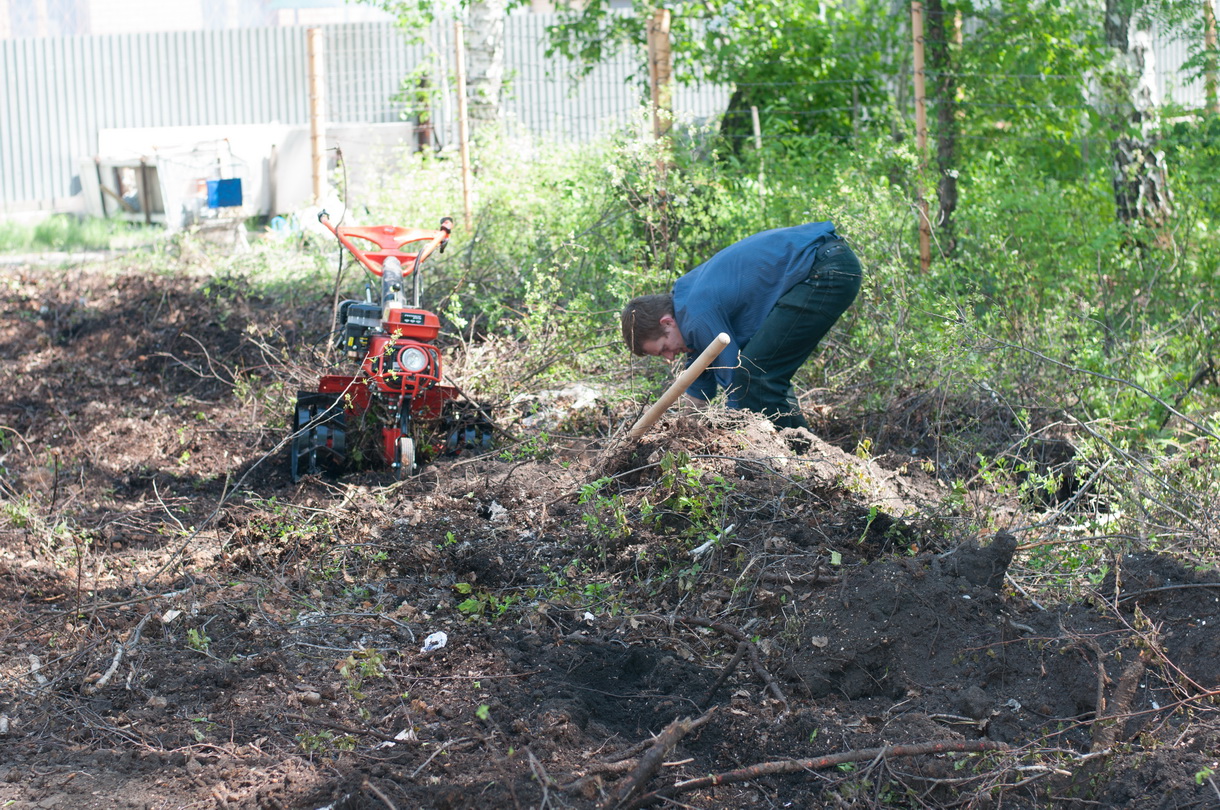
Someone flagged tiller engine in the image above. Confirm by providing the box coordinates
[290,211,486,481]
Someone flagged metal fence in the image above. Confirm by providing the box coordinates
[0,15,1211,214]
[0,17,727,214]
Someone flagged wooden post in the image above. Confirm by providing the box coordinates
[94,157,107,217]
[138,157,152,225]
[751,105,765,207]
[269,143,278,216]
[1206,0,1219,115]
[627,333,731,440]
[454,21,474,228]
[307,28,326,205]
[647,8,673,140]
[910,2,932,273]
[851,82,860,139]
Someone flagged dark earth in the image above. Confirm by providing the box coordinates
[1,243,1219,809]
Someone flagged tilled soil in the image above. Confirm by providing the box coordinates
[1,253,1218,809]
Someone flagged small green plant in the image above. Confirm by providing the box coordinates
[186,628,211,653]
[453,582,520,621]
[188,716,219,742]
[579,477,632,544]
[582,582,609,600]
[643,452,731,542]
[296,729,358,755]
[339,650,385,702]
[859,504,880,544]
[499,431,554,462]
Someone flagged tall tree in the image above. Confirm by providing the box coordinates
[925,0,960,253]
[546,0,899,150]
[1101,0,1175,225]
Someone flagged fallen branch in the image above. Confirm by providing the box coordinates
[83,643,125,696]
[362,779,398,810]
[83,611,153,695]
[700,642,747,709]
[606,710,715,809]
[559,757,637,795]
[623,739,1007,809]
[758,571,841,586]
[672,615,789,711]
[1117,582,1220,603]
[1091,656,1148,753]
[28,654,48,687]
[410,738,467,779]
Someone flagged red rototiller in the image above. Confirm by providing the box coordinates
[290,211,489,481]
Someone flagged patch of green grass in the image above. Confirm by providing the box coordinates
[0,214,160,253]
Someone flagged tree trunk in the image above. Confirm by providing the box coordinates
[464,0,507,141]
[1102,0,1174,227]
[925,0,958,254]
[719,86,755,154]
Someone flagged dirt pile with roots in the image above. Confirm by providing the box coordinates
[1,256,1218,809]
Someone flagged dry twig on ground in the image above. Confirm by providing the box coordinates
[623,739,1007,809]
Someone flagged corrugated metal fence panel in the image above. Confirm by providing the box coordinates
[1153,28,1206,110]
[505,12,639,141]
[502,14,728,140]
[0,26,310,208]
[2,17,717,210]
[5,14,1205,211]
[327,22,429,124]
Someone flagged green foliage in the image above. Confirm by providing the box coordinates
[452,581,520,620]
[186,628,211,653]
[1161,114,1220,223]
[296,729,358,756]
[547,0,901,146]
[579,477,633,545]
[952,0,1109,177]
[339,650,386,701]
[643,451,730,543]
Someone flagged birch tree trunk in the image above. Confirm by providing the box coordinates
[1102,0,1174,227]
[925,0,958,255]
[465,0,507,140]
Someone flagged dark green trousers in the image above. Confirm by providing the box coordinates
[735,238,862,430]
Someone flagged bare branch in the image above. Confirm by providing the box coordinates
[624,739,1006,809]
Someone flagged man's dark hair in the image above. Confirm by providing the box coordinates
[620,293,674,356]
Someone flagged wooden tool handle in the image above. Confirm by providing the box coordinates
[626,332,731,440]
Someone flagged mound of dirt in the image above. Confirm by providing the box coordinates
[1,257,1218,809]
